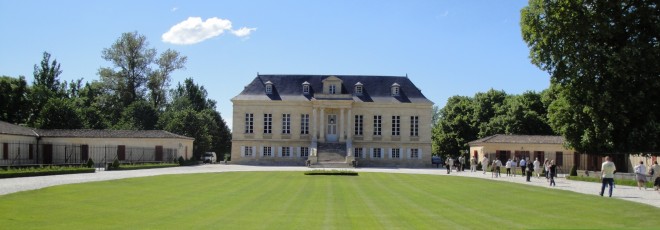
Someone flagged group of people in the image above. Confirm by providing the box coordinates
[444,155,467,174]
[632,160,660,191]
[478,156,557,186]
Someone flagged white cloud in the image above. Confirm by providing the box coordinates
[162,17,256,45]
[231,27,257,37]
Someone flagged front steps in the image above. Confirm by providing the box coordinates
[311,142,353,168]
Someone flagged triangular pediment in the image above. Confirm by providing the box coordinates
[322,76,342,83]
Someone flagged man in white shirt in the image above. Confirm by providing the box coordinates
[519,158,527,177]
[446,157,454,174]
[470,157,478,172]
[481,156,489,174]
[600,156,616,197]
[533,158,541,178]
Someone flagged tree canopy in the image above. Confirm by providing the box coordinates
[521,0,660,154]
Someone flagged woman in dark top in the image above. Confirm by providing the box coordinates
[549,160,557,187]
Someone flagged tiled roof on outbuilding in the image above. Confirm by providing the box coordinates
[232,74,433,104]
[35,129,194,139]
[0,120,38,137]
[468,134,564,145]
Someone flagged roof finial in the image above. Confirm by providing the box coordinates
[257,72,260,76]
[405,73,408,78]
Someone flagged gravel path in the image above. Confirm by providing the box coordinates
[1,164,659,208]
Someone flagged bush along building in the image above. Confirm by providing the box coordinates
[231,74,433,168]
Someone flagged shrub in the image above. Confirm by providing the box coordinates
[111,163,179,171]
[304,170,358,176]
[477,162,482,171]
[566,175,653,187]
[569,165,578,176]
[86,158,95,168]
[0,166,95,178]
[178,156,185,166]
[111,159,120,169]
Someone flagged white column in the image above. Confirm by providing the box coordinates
[339,108,345,142]
[347,109,352,140]
[319,108,325,142]
[312,108,317,140]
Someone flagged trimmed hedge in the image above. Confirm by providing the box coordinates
[0,166,95,179]
[108,163,179,171]
[304,170,358,176]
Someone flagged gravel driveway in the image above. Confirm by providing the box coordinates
[1,164,659,208]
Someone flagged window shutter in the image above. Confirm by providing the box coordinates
[276,146,281,157]
[370,148,373,159]
[289,147,293,158]
[240,146,245,158]
[259,146,263,157]
[387,148,391,158]
[252,146,256,157]
[419,149,423,159]
[406,148,410,159]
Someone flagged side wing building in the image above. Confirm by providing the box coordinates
[231,74,433,167]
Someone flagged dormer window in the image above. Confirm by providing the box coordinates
[265,81,273,94]
[302,81,310,94]
[391,83,400,96]
[329,84,336,94]
[354,82,363,95]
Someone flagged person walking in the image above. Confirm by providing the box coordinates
[533,158,541,178]
[519,157,527,177]
[495,159,502,178]
[459,155,465,172]
[649,161,660,191]
[549,160,557,186]
[445,156,454,174]
[511,158,518,177]
[526,158,533,182]
[544,159,551,181]
[600,156,616,197]
[634,161,647,190]
[470,157,478,172]
[482,156,490,175]
[505,159,512,177]
[491,160,498,178]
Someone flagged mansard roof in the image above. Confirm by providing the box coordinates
[232,74,432,104]
[468,134,565,146]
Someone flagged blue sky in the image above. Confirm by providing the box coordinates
[0,0,549,129]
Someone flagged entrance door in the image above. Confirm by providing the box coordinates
[43,144,53,164]
[326,114,338,142]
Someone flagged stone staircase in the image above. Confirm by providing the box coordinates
[310,142,353,168]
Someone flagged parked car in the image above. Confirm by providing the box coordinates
[203,152,217,164]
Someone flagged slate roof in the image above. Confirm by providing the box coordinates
[36,129,194,139]
[0,120,192,140]
[232,74,433,104]
[468,134,565,145]
[0,120,38,136]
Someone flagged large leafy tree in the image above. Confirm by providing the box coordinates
[99,31,186,110]
[30,52,64,126]
[160,78,231,160]
[0,76,30,124]
[521,0,660,154]
[433,96,477,157]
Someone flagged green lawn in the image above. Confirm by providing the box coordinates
[1,172,658,229]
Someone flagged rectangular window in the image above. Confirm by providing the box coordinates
[281,147,290,157]
[245,113,254,133]
[282,114,291,134]
[355,148,363,158]
[392,115,400,136]
[373,115,382,136]
[411,149,419,158]
[410,116,419,137]
[354,115,363,136]
[244,146,253,157]
[329,85,336,94]
[556,151,563,166]
[263,146,272,157]
[356,86,363,94]
[301,114,309,135]
[263,114,272,134]
[392,148,400,158]
[300,147,309,157]
[373,148,382,158]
